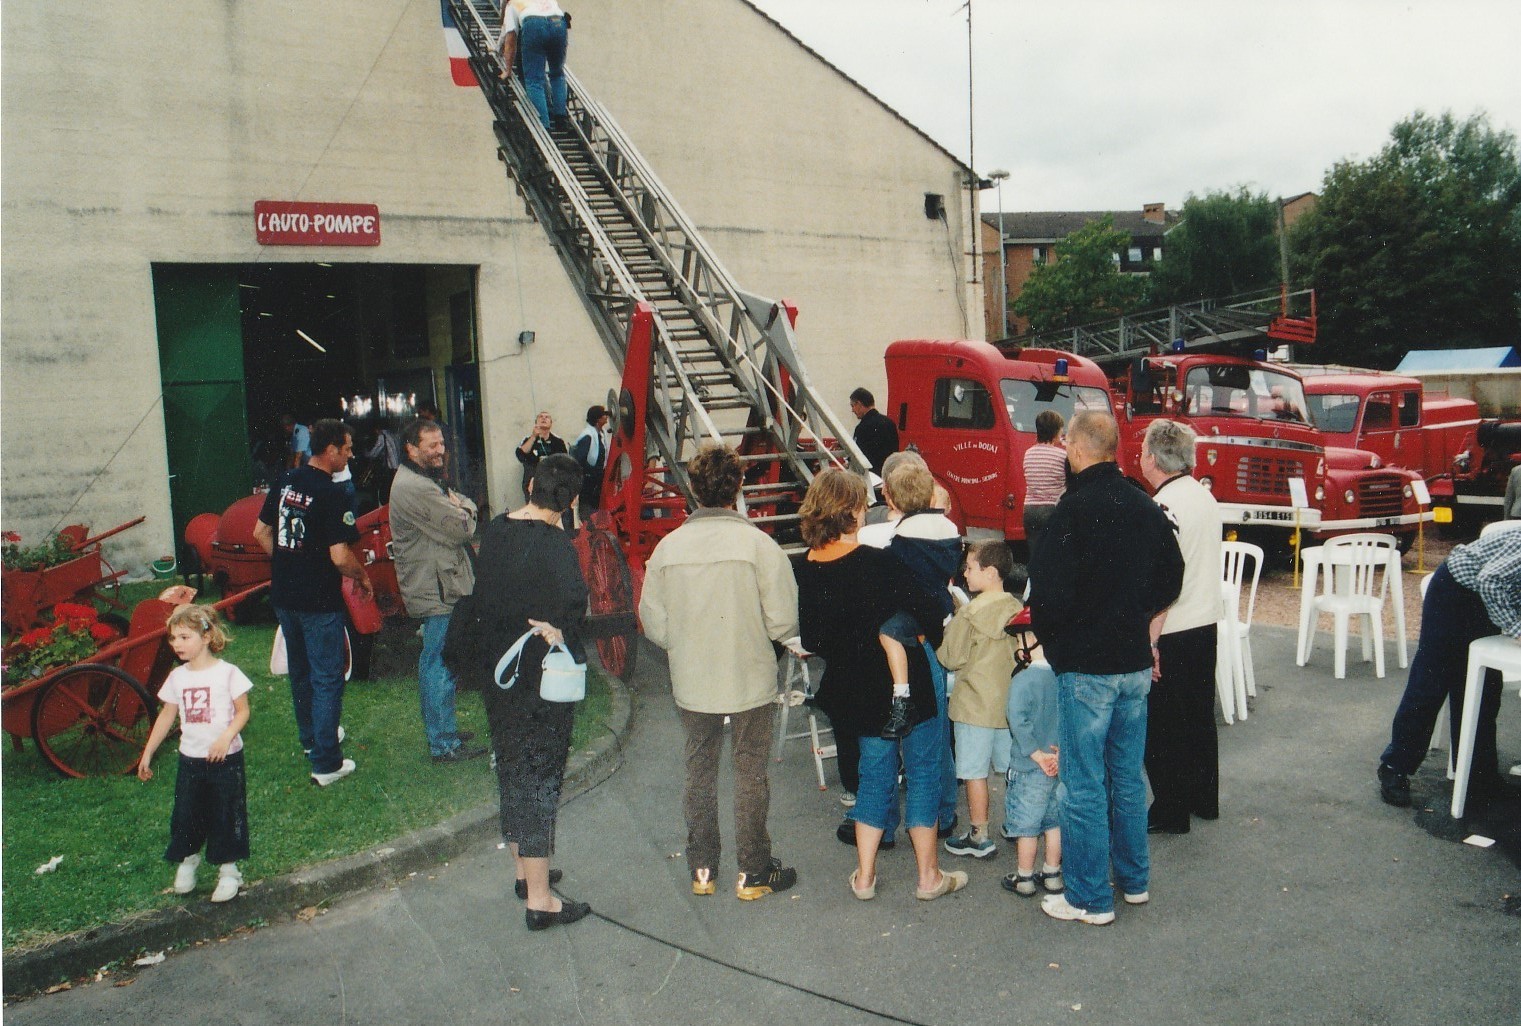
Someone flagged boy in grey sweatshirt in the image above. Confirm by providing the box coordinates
[1002,661,1064,896]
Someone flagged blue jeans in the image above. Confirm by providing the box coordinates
[519,15,568,130]
[1381,562,1504,779]
[842,642,956,838]
[420,613,463,756]
[927,643,958,825]
[855,715,944,833]
[277,608,348,774]
[1056,668,1150,914]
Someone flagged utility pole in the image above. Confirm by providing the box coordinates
[989,169,1010,337]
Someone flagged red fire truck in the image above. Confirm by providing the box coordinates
[883,292,1427,550]
[1301,368,1521,528]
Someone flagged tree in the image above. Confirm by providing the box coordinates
[1012,215,1146,333]
[1290,110,1521,368]
[1146,188,1281,305]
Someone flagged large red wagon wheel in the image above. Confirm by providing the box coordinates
[583,525,638,681]
[30,664,154,778]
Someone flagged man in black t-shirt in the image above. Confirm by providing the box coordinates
[849,387,899,476]
[255,419,373,786]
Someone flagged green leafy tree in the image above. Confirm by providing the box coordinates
[1291,110,1521,367]
[1012,215,1147,333]
[1147,188,1281,305]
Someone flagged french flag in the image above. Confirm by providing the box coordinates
[442,1,477,87]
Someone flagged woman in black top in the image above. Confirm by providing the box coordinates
[466,454,595,931]
[794,469,965,902]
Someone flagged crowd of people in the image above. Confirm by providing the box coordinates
[139,385,1518,933]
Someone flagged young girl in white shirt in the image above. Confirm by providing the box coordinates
[139,604,253,902]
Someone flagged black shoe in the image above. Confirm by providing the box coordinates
[837,819,894,850]
[514,868,564,900]
[736,858,797,900]
[525,899,591,931]
[880,696,912,740]
[1377,763,1412,807]
[433,744,489,764]
[1148,820,1190,835]
[937,813,959,840]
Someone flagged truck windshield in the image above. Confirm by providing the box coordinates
[1183,366,1309,424]
[1304,393,1360,433]
[1000,379,1112,432]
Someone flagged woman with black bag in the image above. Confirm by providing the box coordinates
[446,453,605,931]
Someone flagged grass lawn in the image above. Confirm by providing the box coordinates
[1,584,614,950]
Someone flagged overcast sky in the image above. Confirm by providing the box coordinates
[747,0,1521,213]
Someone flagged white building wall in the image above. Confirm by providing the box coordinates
[1,0,977,568]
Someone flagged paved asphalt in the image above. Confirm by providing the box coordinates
[5,627,1518,1026]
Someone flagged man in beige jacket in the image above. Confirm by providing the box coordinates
[639,446,800,901]
[389,418,486,763]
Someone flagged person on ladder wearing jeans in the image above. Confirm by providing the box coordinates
[498,0,570,132]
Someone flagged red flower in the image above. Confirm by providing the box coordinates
[2,531,20,543]
[52,602,98,625]
[18,627,53,649]
[89,622,119,643]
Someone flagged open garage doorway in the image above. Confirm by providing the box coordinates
[152,263,486,563]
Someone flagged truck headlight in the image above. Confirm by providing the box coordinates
[1315,485,1325,502]
[1402,483,1413,499]
[1344,489,1356,505]
[1199,476,1213,491]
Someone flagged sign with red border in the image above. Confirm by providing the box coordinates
[254,201,381,247]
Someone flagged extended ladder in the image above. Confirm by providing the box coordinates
[445,1,867,546]
[995,287,1317,366]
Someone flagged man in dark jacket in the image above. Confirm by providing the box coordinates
[1028,411,1183,925]
[849,387,899,476]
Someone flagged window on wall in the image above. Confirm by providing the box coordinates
[1033,246,1047,264]
[1128,246,1143,263]
[933,378,995,429]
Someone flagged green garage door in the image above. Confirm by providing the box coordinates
[152,265,253,563]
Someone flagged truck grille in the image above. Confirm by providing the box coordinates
[1357,474,1406,518]
[1235,456,1297,498]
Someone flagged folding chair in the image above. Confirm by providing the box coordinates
[775,651,834,790]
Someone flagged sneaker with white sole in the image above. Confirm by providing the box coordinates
[839,791,857,809]
[311,758,357,787]
[1123,890,1149,905]
[943,832,997,858]
[1041,893,1114,925]
[172,854,201,894]
[211,864,242,903]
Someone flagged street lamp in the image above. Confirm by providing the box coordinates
[988,169,1010,337]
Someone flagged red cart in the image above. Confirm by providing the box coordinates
[1,584,268,778]
[1,518,145,633]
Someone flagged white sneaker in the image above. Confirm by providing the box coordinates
[211,864,242,903]
[172,854,201,894]
[839,791,857,809]
[1123,890,1150,905]
[311,758,357,787]
[1041,893,1115,925]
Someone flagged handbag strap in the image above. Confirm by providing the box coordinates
[493,628,539,688]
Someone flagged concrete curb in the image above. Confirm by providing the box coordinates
[1,670,635,998]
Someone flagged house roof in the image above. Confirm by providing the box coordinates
[736,1,973,178]
[981,209,1177,243]
[1395,347,1520,371]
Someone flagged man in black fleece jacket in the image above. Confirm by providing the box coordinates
[1027,411,1183,925]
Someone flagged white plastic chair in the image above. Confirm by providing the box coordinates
[1450,635,1521,818]
[1306,533,1397,679]
[1215,609,1239,725]
[1220,540,1264,706]
[1479,519,1521,538]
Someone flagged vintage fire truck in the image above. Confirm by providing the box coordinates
[1300,367,1521,527]
[884,291,1428,550]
